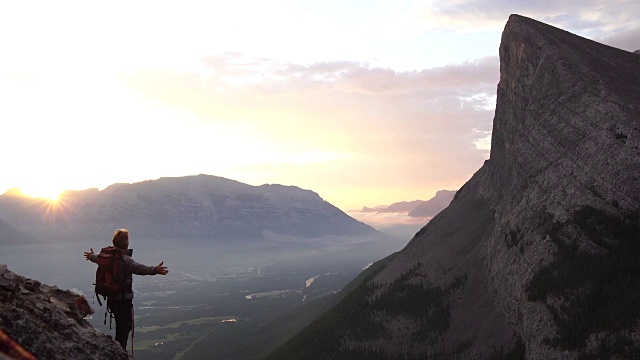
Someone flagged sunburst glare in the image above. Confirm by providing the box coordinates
[15,186,73,222]
[35,194,72,223]
[20,187,62,203]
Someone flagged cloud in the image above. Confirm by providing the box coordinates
[413,0,640,35]
[122,54,498,209]
[596,28,640,52]
[201,55,498,93]
[348,211,432,228]
[347,210,433,241]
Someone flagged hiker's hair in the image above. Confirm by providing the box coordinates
[112,229,129,249]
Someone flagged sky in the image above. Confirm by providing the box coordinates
[1,0,638,212]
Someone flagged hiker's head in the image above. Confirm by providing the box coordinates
[112,229,129,250]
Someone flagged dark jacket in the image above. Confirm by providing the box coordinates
[89,251,156,300]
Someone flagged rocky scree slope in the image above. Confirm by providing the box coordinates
[268,14,640,360]
[0,264,128,360]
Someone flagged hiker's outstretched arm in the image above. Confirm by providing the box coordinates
[155,261,169,275]
[84,248,97,263]
[123,256,158,276]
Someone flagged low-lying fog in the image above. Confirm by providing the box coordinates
[1,236,402,291]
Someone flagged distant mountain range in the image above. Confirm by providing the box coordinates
[351,190,457,239]
[360,190,456,217]
[0,174,381,244]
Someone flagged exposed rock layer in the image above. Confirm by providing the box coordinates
[0,264,128,360]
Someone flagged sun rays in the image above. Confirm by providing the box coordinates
[34,194,73,224]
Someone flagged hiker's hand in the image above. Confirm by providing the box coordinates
[155,261,168,275]
[84,248,94,260]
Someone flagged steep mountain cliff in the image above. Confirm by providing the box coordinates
[0,264,128,360]
[0,174,379,244]
[268,15,640,360]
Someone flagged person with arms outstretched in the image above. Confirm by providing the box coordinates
[84,228,168,349]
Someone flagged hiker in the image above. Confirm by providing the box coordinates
[84,228,168,349]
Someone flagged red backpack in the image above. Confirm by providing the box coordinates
[94,246,125,305]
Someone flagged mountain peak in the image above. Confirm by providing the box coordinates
[487,13,640,213]
[405,14,640,357]
[271,15,640,359]
[1,188,26,198]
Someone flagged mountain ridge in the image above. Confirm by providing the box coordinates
[0,174,381,245]
[359,190,456,217]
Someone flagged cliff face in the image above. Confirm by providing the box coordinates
[0,264,128,360]
[467,14,640,358]
[268,15,640,360]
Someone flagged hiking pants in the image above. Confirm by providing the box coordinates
[107,299,132,349]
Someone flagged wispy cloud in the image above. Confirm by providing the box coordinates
[596,28,640,52]
[348,211,432,228]
[201,55,499,92]
[414,0,640,34]
[122,54,498,208]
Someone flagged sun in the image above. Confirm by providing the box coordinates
[40,192,61,203]
[20,187,62,203]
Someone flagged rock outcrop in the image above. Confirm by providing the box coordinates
[0,264,128,360]
[268,14,640,360]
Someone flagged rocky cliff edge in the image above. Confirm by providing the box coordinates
[0,264,128,360]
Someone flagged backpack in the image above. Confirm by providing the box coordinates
[94,246,125,305]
